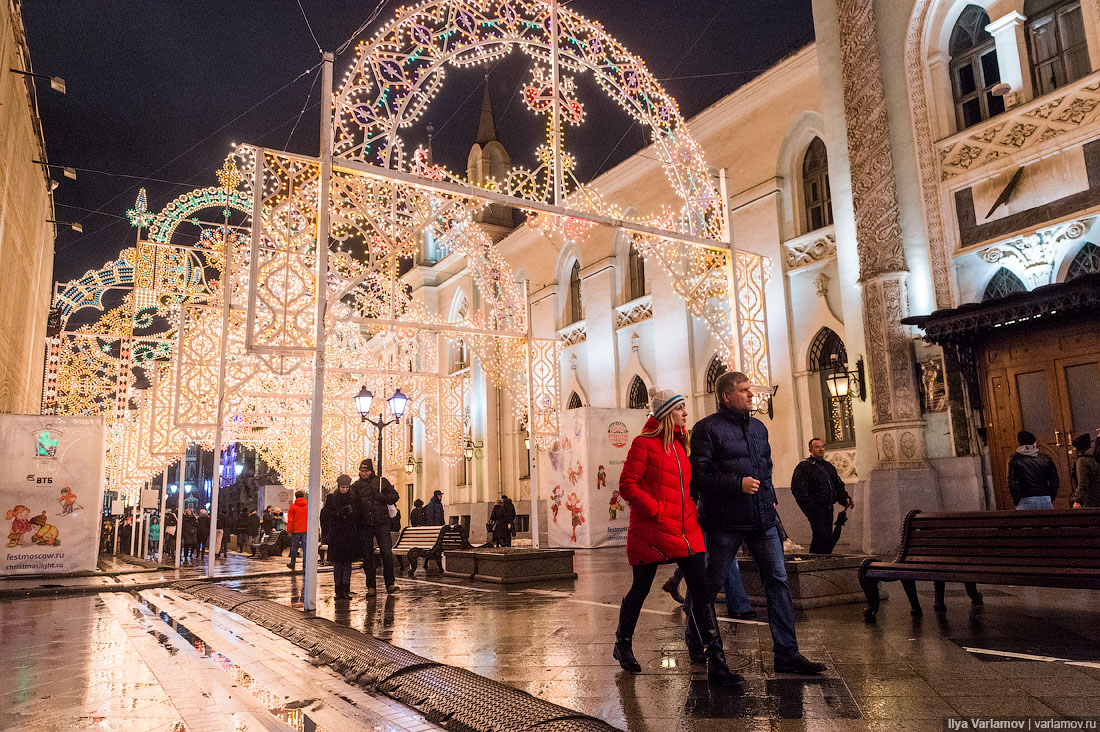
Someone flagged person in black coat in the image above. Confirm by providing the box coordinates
[196,509,211,559]
[424,491,445,525]
[181,509,198,563]
[790,438,853,554]
[118,515,133,555]
[321,474,361,601]
[490,495,516,547]
[350,458,400,595]
[409,499,426,526]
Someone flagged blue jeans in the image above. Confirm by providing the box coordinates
[333,561,352,588]
[677,532,752,616]
[1017,495,1053,510]
[690,525,799,663]
[288,532,306,566]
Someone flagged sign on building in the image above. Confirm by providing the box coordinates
[1,415,106,575]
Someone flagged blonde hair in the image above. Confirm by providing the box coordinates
[640,409,687,454]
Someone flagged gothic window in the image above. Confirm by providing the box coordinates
[808,328,854,446]
[1066,242,1100,280]
[1026,0,1090,96]
[950,6,1006,129]
[628,243,647,300]
[982,267,1028,301]
[627,375,648,410]
[567,261,583,324]
[705,356,729,394]
[802,137,833,232]
[567,392,583,410]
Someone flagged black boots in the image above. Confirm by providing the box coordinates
[334,582,351,601]
[691,601,743,686]
[613,632,642,673]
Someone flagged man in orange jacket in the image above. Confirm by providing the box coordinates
[286,490,309,571]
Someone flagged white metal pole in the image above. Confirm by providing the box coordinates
[175,449,185,569]
[304,52,335,611]
[524,280,541,549]
[157,470,167,562]
[549,0,563,207]
[130,496,139,556]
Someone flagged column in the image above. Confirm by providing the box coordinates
[580,256,618,407]
[986,11,1033,106]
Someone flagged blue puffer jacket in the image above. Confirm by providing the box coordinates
[689,404,777,532]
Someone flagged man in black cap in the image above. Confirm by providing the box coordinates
[351,458,400,595]
[424,489,445,526]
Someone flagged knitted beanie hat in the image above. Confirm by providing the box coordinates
[650,388,685,420]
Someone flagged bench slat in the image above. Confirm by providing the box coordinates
[911,527,1100,540]
[905,545,1100,559]
[913,514,1100,529]
[901,554,1100,568]
[904,536,1098,548]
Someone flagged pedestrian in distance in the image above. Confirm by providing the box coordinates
[181,509,198,563]
[286,490,309,570]
[790,437,854,554]
[490,495,516,547]
[1009,430,1059,509]
[118,515,133,556]
[196,509,210,559]
[409,499,426,527]
[687,371,827,675]
[613,388,741,686]
[321,474,361,602]
[424,490,445,525]
[1072,432,1100,508]
[351,459,400,596]
[163,511,177,560]
[244,508,260,556]
[147,515,160,559]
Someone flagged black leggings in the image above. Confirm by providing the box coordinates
[618,553,710,639]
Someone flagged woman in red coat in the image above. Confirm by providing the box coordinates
[613,389,741,686]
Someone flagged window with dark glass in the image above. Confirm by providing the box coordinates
[568,261,583,324]
[705,356,728,394]
[809,328,855,446]
[627,375,648,410]
[1066,242,1100,280]
[950,6,1006,129]
[1027,0,1090,96]
[802,137,833,232]
[628,243,646,300]
[567,392,582,410]
[982,267,1028,301]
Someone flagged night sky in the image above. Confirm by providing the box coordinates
[22,1,814,284]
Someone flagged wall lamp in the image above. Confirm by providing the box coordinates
[826,357,867,402]
[463,436,484,462]
[10,69,66,93]
[751,385,780,420]
[404,455,422,475]
[47,219,82,233]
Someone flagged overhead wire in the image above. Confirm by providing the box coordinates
[335,0,392,57]
[294,0,324,54]
[285,64,323,149]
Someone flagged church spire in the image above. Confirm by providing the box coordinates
[476,78,497,145]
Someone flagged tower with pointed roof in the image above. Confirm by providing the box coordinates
[466,82,514,239]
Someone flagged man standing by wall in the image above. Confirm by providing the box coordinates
[791,438,853,554]
[351,459,400,595]
[1008,431,1059,510]
[424,490,445,526]
[689,371,827,675]
[286,490,308,571]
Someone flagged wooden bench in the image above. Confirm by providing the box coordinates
[859,508,1100,624]
[377,524,472,576]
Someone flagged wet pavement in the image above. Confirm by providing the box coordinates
[2,548,1099,730]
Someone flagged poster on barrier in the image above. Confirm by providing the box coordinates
[545,408,647,548]
[0,415,106,575]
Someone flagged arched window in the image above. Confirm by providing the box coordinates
[982,267,1028,301]
[705,356,729,394]
[567,392,583,410]
[1026,0,1090,96]
[628,243,646,301]
[627,375,648,410]
[567,261,583,324]
[808,328,855,446]
[802,137,833,232]
[950,6,1005,129]
[1066,242,1100,280]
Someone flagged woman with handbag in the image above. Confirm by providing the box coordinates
[321,474,362,602]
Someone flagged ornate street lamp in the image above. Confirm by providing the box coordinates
[354,386,408,478]
[826,357,866,402]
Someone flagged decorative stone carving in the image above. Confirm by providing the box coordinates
[815,271,830,297]
[835,0,907,278]
[979,217,1092,288]
[558,324,586,347]
[614,296,653,328]
[784,230,837,269]
[824,448,858,482]
[937,75,1100,180]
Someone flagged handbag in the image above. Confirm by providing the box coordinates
[387,503,398,518]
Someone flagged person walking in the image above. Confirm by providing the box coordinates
[1073,433,1100,508]
[181,509,198,564]
[424,490,445,525]
[689,371,827,675]
[613,388,741,686]
[118,515,133,555]
[490,495,517,547]
[196,509,211,559]
[1008,431,1059,509]
[286,490,309,570]
[244,508,260,556]
[351,459,400,596]
[147,515,160,559]
[163,511,177,561]
[791,437,854,554]
[409,499,426,526]
[321,474,361,601]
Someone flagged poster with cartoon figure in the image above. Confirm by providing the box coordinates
[544,408,647,548]
[1,416,106,575]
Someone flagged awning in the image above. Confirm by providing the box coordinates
[902,272,1100,344]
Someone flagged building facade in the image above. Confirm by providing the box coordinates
[0,1,55,415]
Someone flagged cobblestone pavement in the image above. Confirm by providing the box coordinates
[3,548,1099,731]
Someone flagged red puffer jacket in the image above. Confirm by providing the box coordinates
[618,418,705,565]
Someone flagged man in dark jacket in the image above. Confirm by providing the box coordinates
[424,490,445,525]
[1008,430,1059,509]
[791,438,853,554]
[242,509,260,556]
[688,371,826,675]
[196,509,211,559]
[351,458,400,595]
[409,499,426,526]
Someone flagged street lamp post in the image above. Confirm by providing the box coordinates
[355,387,409,477]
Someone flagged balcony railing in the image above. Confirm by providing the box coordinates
[936,69,1100,184]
